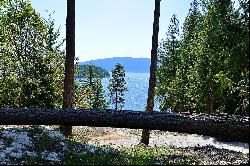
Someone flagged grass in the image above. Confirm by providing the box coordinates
[0,125,248,165]
[64,143,200,165]
[64,129,200,165]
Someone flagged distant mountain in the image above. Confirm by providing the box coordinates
[79,57,150,73]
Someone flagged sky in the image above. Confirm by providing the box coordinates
[30,0,193,62]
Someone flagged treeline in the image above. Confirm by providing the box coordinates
[157,0,249,115]
[75,65,110,79]
[0,0,249,116]
[0,0,127,110]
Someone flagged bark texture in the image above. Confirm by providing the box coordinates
[60,0,75,136]
[0,109,248,143]
[141,0,161,145]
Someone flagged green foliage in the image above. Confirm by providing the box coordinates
[0,0,65,109]
[157,14,181,112]
[75,64,110,79]
[157,0,249,115]
[64,145,199,165]
[108,63,127,110]
[75,65,107,109]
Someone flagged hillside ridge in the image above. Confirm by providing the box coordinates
[79,57,151,73]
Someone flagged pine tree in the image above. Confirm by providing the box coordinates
[140,0,161,146]
[81,65,107,109]
[108,63,127,110]
[60,0,75,136]
[156,0,249,115]
[157,14,180,112]
[177,0,202,113]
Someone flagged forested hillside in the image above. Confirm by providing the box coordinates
[75,65,110,78]
[80,57,151,73]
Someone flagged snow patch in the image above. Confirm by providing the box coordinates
[9,151,23,159]
[10,142,25,150]
[26,151,37,157]
[2,131,32,147]
[0,153,6,161]
[47,130,65,140]
[59,141,66,151]
[3,147,15,154]
[46,152,60,162]
[0,140,4,149]
[41,151,60,162]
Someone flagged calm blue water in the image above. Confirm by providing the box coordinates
[101,72,160,111]
[77,72,160,111]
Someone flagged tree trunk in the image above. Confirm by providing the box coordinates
[141,0,161,145]
[115,89,118,110]
[60,0,75,136]
[0,109,248,142]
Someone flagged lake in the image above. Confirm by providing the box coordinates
[101,72,160,111]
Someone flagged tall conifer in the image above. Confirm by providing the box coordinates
[108,63,127,110]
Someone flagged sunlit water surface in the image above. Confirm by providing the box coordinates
[101,72,160,111]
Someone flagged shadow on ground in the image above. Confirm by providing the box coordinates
[0,125,248,165]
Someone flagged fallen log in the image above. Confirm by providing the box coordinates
[0,108,248,142]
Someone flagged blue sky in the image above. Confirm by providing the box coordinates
[30,0,193,62]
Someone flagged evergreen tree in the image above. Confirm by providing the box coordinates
[156,0,249,115]
[140,0,161,146]
[80,65,107,109]
[108,63,127,110]
[177,0,202,113]
[157,14,180,112]
[194,0,248,114]
[60,0,75,136]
